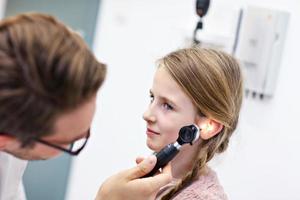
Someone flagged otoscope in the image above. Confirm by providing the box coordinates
[142,124,200,178]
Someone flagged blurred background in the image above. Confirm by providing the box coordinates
[0,0,299,200]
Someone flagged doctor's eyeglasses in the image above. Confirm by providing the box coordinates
[34,129,90,156]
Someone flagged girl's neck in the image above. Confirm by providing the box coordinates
[170,145,198,179]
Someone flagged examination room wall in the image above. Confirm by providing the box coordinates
[67,0,300,200]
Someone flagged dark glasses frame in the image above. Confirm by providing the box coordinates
[34,129,90,156]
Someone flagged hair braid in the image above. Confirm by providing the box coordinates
[161,128,229,200]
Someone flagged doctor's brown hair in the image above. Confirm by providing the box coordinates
[159,47,243,200]
[0,13,106,146]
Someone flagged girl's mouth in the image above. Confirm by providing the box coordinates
[146,128,160,136]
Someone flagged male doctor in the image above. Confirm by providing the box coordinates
[0,13,171,200]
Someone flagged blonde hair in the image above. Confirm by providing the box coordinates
[159,47,243,200]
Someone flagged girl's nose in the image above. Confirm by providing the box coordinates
[143,106,156,123]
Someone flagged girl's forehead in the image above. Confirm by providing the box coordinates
[152,67,195,110]
[153,67,181,96]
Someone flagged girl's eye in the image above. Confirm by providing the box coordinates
[149,94,154,103]
[162,102,173,110]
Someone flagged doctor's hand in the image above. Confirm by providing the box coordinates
[95,155,172,200]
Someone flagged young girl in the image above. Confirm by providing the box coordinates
[143,47,243,200]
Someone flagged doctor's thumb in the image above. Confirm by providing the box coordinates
[128,155,157,179]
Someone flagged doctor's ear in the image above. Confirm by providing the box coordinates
[0,134,14,150]
[196,118,223,140]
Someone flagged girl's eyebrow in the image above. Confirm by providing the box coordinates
[161,97,177,107]
[150,89,177,107]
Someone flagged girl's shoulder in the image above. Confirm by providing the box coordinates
[172,167,228,200]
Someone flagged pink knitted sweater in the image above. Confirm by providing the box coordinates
[156,167,228,200]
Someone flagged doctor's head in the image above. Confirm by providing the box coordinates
[0,13,106,160]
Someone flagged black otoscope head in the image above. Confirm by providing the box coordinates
[177,124,200,145]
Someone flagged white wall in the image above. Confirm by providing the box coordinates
[67,0,300,200]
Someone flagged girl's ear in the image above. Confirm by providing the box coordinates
[0,134,14,150]
[195,117,223,140]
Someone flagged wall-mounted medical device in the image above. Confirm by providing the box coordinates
[192,4,289,99]
[193,0,210,44]
[234,6,289,98]
[192,2,242,54]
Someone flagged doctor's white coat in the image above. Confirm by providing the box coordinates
[0,152,27,200]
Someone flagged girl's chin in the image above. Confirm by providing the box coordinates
[146,140,165,152]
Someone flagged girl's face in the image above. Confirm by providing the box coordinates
[143,66,199,152]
